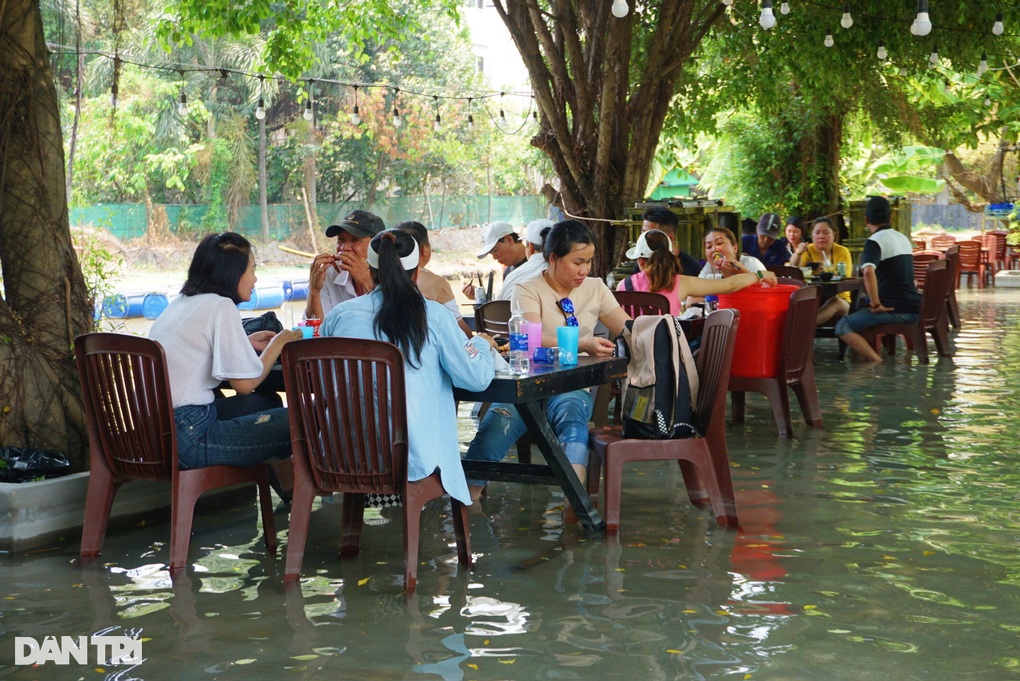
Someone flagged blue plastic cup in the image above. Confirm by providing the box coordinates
[557,326,579,366]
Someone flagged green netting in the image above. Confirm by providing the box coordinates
[69,196,548,240]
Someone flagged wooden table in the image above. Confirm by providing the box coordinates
[454,355,627,533]
[807,276,864,302]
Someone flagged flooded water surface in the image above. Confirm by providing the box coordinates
[2,289,1019,680]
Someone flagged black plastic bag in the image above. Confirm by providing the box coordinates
[0,447,72,483]
[242,310,284,335]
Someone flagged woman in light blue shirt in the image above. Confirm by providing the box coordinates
[321,229,495,506]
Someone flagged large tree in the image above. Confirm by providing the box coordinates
[492,0,725,271]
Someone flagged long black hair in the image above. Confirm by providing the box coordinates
[180,232,252,304]
[369,229,427,368]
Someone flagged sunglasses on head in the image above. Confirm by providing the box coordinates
[558,298,579,327]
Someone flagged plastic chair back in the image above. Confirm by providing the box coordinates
[693,308,740,438]
[766,264,805,280]
[930,234,956,251]
[913,252,940,289]
[783,286,822,384]
[612,290,670,317]
[474,300,512,338]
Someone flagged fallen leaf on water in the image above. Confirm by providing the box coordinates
[358,578,369,586]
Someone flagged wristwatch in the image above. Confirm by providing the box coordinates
[755,270,765,280]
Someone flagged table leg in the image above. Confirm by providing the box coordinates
[515,401,604,533]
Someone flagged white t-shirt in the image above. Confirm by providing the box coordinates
[697,254,766,279]
[149,294,263,408]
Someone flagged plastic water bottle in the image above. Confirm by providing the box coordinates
[508,300,530,377]
[704,295,718,314]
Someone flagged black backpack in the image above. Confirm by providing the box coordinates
[617,315,700,439]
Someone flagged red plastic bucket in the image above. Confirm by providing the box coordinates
[717,283,798,378]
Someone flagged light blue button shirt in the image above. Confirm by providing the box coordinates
[321,291,494,505]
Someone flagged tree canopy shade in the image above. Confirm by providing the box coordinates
[493,0,725,271]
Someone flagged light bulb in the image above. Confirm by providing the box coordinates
[350,105,360,125]
[255,97,266,120]
[177,93,188,117]
[467,114,475,131]
[984,96,992,107]
[760,0,776,29]
[434,113,442,131]
[840,4,852,29]
[611,0,629,18]
[877,42,887,60]
[499,109,507,123]
[899,67,908,77]
[977,53,988,77]
[303,101,313,121]
[722,0,733,6]
[911,0,932,36]
[992,11,1004,36]
[929,44,939,65]
[780,1,790,15]
[393,107,402,128]
[824,31,834,48]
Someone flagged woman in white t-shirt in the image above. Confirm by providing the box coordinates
[149,232,302,470]
[463,220,630,503]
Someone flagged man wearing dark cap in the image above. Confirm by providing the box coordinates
[306,209,385,319]
[835,196,920,362]
[745,212,789,267]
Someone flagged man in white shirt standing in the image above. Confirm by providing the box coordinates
[496,218,553,300]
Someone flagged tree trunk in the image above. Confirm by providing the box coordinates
[493,0,724,275]
[1,0,92,468]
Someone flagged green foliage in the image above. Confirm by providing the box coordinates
[197,138,233,231]
[70,228,123,330]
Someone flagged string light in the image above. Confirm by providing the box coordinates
[303,80,314,122]
[467,97,474,131]
[911,0,932,37]
[433,95,442,131]
[611,0,629,19]
[350,85,361,125]
[840,3,853,29]
[177,71,188,117]
[977,53,988,77]
[392,87,402,127]
[722,0,733,6]
[780,1,790,15]
[876,41,887,60]
[255,74,266,120]
[760,0,776,30]
[992,11,1004,36]
[499,92,507,124]
[929,44,939,66]
[824,30,834,48]
[984,95,992,107]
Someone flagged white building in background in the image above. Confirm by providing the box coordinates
[460,1,531,92]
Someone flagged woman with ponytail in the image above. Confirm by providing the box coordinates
[321,229,495,506]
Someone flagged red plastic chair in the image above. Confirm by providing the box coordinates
[281,338,471,593]
[944,245,962,329]
[864,259,953,363]
[912,252,941,289]
[76,333,277,575]
[612,290,671,317]
[588,308,741,534]
[955,240,985,288]
[729,286,822,438]
[930,234,956,252]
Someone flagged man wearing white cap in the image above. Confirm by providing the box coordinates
[496,219,553,300]
[461,221,528,300]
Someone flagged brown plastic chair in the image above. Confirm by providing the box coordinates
[588,308,741,533]
[473,299,512,338]
[612,290,671,317]
[981,232,1007,278]
[944,245,962,329]
[766,264,805,280]
[76,333,277,575]
[730,286,822,438]
[955,239,985,288]
[864,259,953,363]
[280,337,471,593]
[930,234,956,252]
[912,251,941,289]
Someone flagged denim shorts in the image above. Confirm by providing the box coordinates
[835,309,919,336]
[174,402,292,469]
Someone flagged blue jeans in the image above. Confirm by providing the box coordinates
[463,389,593,486]
[835,309,919,336]
[174,402,292,470]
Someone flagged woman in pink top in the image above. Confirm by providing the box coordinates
[618,230,777,314]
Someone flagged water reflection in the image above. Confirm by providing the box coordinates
[2,290,1020,679]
